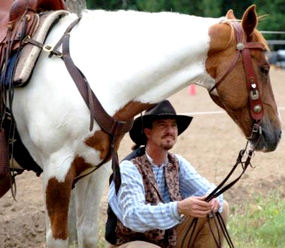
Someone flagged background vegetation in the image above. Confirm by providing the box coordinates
[85,0,285,44]
[94,189,285,248]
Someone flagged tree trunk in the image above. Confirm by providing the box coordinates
[65,0,86,16]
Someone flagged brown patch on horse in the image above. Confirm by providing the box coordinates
[206,16,253,137]
[85,130,110,160]
[72,156,93,176]
[206,23,236,79]
[46,165,76,240]
[114,101,154,121]
[84,101,153,160]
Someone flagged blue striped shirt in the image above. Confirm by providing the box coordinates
[108,153,223,232]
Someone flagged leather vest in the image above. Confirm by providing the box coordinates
[114,153,182,248]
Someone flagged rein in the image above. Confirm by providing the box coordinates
[25,17,133,192]
[182,22,266,248]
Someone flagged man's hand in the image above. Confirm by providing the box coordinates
[209,198,220,213]
[177,196,220,218]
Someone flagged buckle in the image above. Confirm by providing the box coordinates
[252,123,262,135]
[22,35,31,44]
[43,44,62,58]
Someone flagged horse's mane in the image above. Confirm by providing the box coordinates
[220,18,269,51]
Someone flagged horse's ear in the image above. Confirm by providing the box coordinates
[241,5,258,41]
[226,9,236,20]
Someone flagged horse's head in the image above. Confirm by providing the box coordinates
[206,5,281,152]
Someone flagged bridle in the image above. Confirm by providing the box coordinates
[210,21,266,140]
[182,22,267,248]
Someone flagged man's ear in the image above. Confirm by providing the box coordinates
[144,128,151,139]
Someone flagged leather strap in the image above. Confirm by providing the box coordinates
[233,22,265,121]
[58,18,133,192]
[60,18,133,135]
[23,16,132,192]
[210,22,265,122]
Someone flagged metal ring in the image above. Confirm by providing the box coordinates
[43,44,54,52]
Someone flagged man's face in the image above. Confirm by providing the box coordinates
[144,118,178,150]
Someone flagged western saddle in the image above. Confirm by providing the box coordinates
[0,0,67,192]
[0,0,66,68]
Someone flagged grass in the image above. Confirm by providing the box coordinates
[90,190,285,248]
[228,190,285,248]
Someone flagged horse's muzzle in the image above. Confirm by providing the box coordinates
[250,125,282,152]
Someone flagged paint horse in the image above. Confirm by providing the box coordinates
[5,4,282,248]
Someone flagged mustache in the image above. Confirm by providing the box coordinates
[162,134,175,139]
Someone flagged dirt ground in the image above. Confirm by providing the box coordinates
[0,68,284,248]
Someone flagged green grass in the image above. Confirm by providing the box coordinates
[87,190,285,248]
[228,190,285,248]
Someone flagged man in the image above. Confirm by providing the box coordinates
[106,100,229,248]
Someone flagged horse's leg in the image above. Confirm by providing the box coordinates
[44,162,76,248]
[74,161,112,248]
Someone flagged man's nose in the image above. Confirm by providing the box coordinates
[166,125,176,134]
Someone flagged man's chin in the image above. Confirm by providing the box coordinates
[161,142,175,150]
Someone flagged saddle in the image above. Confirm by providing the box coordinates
[0,0,66,68]
[0,0,67,188]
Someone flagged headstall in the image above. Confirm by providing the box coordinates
[182,22,267,248]
[210,21,266,141]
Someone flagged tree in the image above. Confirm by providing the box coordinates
[66,0,87,15]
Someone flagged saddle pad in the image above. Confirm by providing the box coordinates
[13,10,68,86]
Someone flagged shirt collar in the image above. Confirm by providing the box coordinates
[145,151,168,168]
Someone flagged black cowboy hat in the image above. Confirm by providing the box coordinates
[130,100,193,146]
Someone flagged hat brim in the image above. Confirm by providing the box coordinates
[129,114,193,146]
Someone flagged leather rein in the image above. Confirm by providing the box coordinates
[25,17,133,192]
[182,22,266,248]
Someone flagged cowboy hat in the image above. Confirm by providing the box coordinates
[129,100,193,145]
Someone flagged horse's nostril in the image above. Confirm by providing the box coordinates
[279,130,282,139]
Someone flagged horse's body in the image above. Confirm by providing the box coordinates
[8,6,281,248]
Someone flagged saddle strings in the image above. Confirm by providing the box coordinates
[0,11,30,200]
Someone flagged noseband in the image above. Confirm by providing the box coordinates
[210,21,266,141]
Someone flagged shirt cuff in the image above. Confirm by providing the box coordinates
[170,201,184,221]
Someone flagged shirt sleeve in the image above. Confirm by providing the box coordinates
[176,154,224,212]
[108,160,182,232]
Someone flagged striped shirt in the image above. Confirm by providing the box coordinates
[108,152,223,232]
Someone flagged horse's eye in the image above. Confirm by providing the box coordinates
[260,66,269,75]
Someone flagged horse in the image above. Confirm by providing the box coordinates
[4,4,282,248]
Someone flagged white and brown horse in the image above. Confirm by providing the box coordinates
[7,5,282,248]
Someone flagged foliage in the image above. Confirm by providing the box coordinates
[228,190,285,248]
[95,190,285,248]
[85,0,285,33]
[85,0,285,50]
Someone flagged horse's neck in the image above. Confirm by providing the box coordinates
[50,10,223,116]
